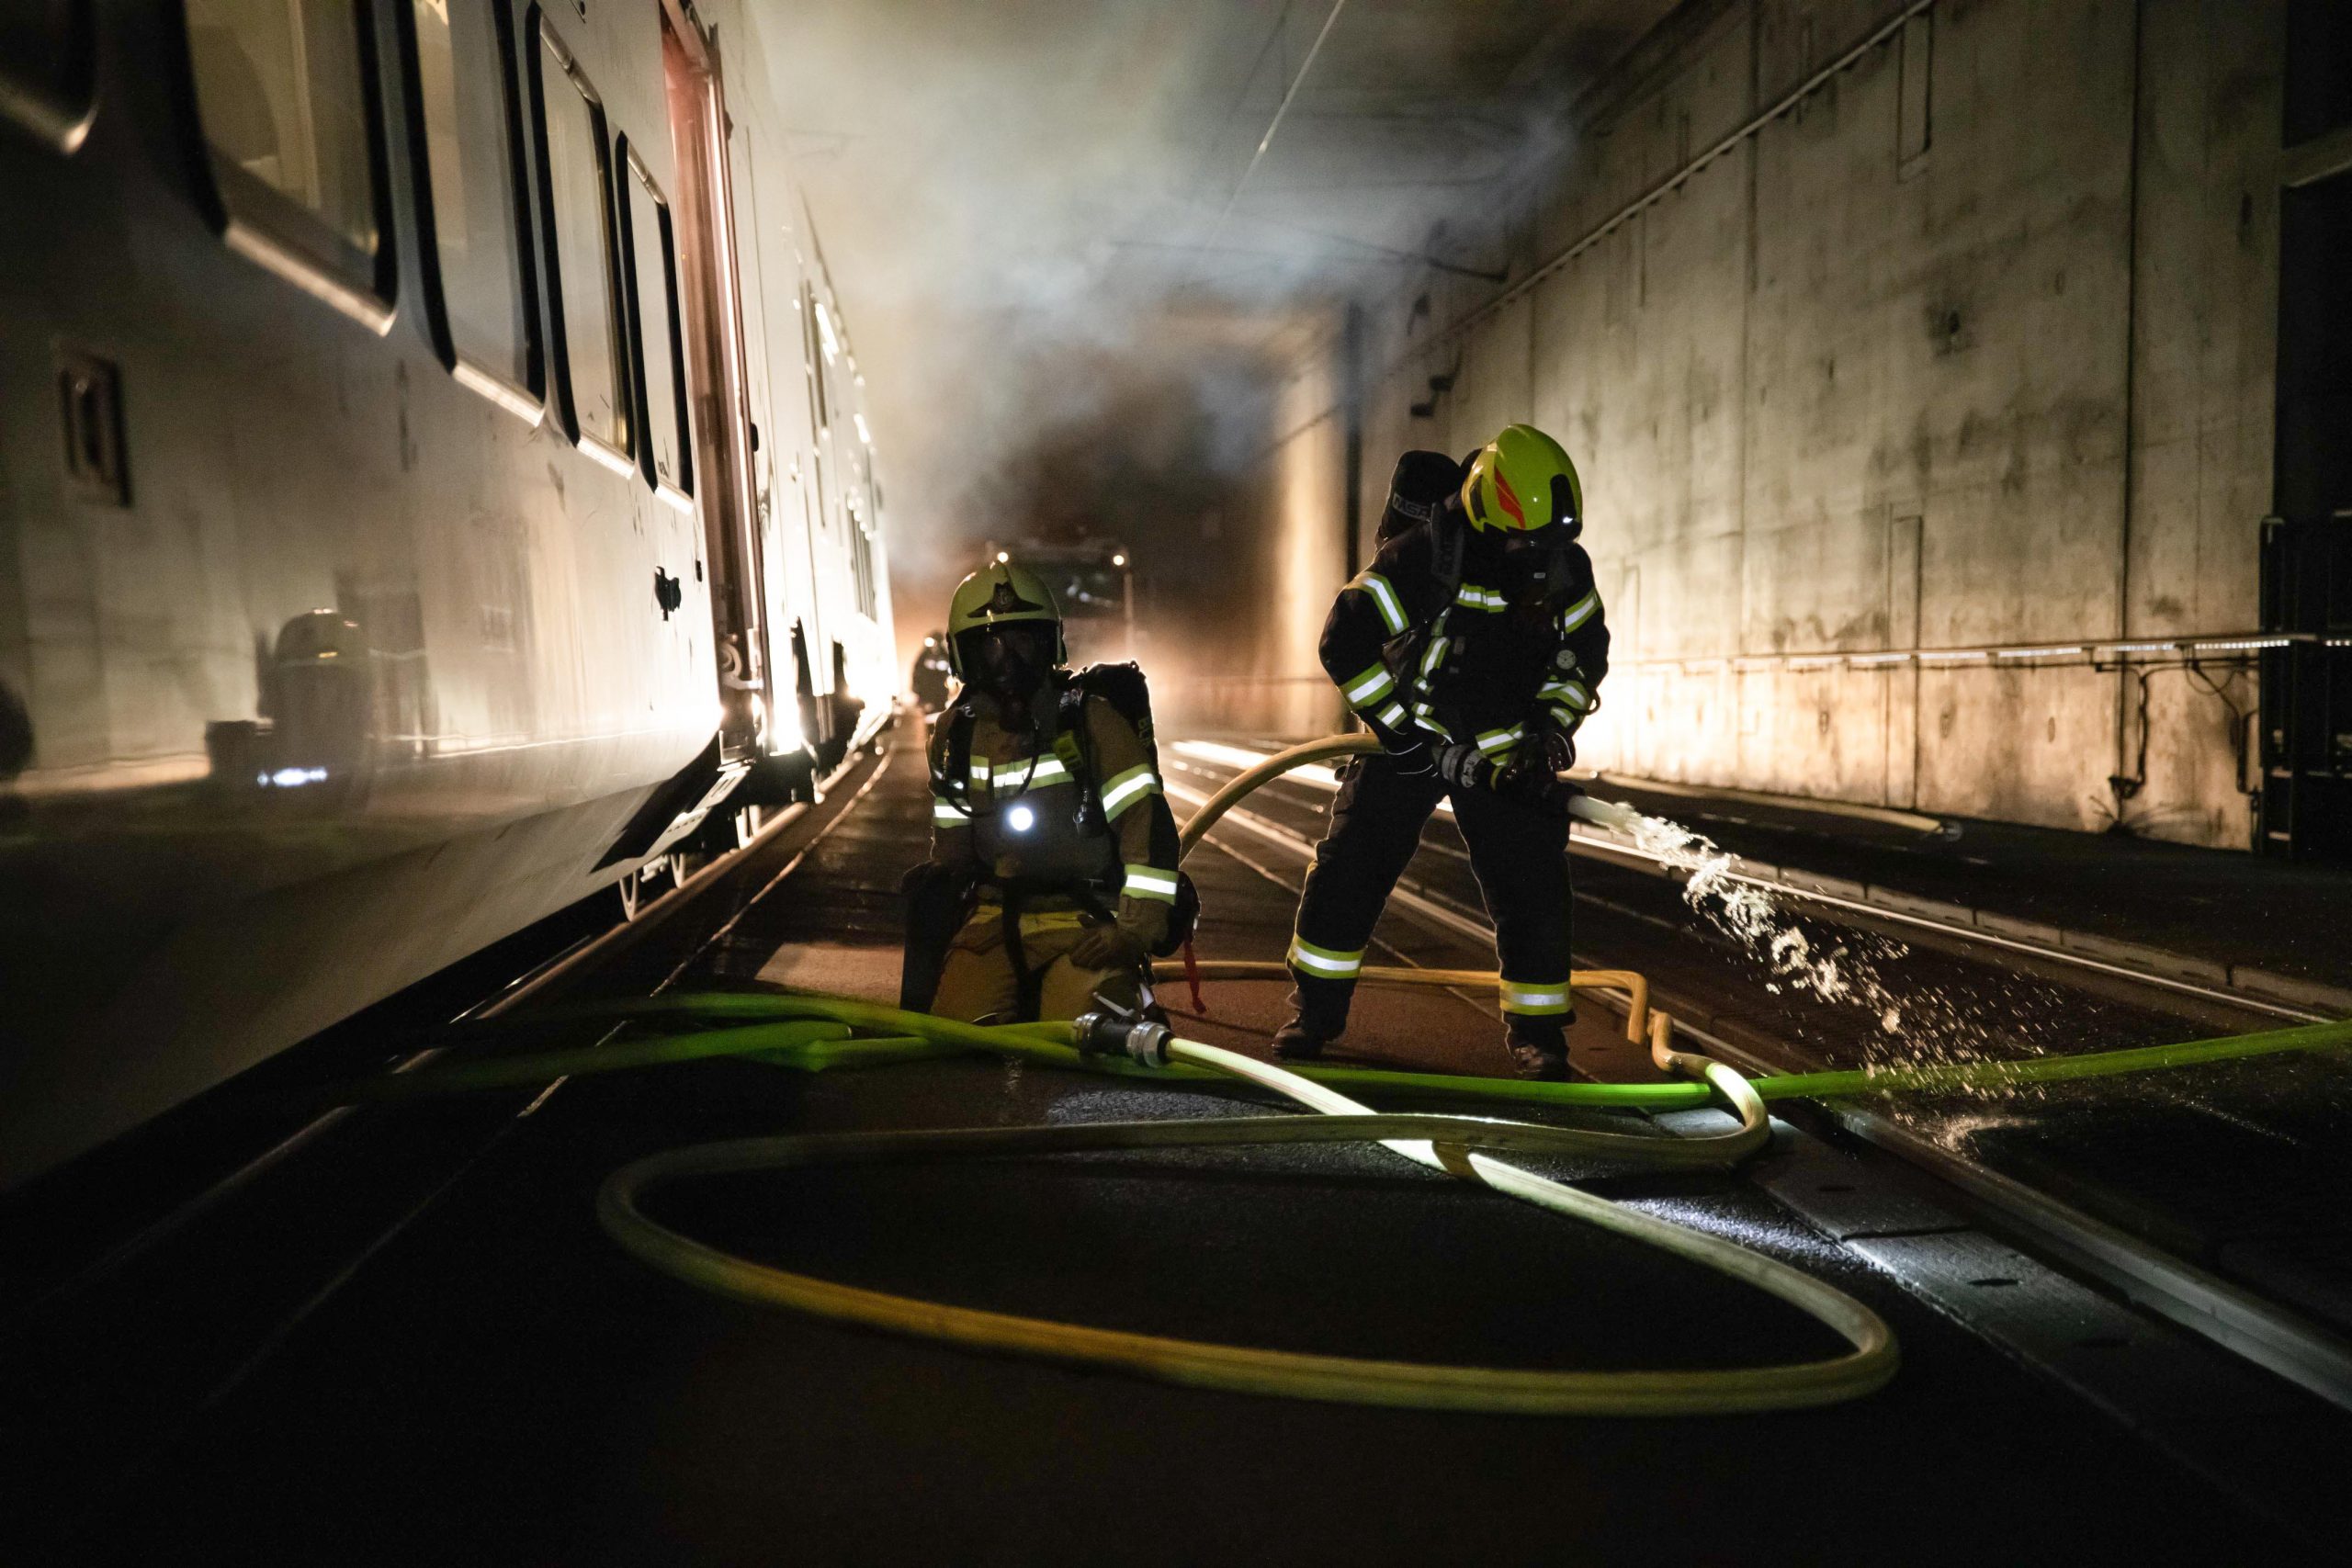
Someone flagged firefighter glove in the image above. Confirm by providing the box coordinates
[1070,898,1167,969]
[1534,725,1577,776]
[1386,736,1437,777]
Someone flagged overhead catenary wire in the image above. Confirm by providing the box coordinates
[1182,0,1353,290]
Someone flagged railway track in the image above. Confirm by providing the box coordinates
[0,741,896,1530]
[7,732,2338,1561]
[1159,740,2352,1419]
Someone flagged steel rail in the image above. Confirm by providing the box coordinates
[17,741,887,1316]
[1171,750,2324,1025]
[1165,748,2352,1410]
[1663,1014,2352,1416]
[1559,829,2326,1024]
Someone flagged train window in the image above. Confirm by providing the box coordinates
[812,298,841,433]
[801,282,827,437]
[186,0,384,289]
[850,459,878,615]
[408,0,535,399]
[852,520,877,618]
[619,143,690,497]
[531,18,628,455]
[0,3,97,151]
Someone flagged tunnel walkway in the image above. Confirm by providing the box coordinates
[1576,773,2352,1011]
[40,739,2326,1563]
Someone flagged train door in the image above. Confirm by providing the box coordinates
[658,2,763,761]
[2262,0,2352,863]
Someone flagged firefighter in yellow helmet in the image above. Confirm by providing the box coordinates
[1279,424,1608,1079]
[901,558,1189,1026]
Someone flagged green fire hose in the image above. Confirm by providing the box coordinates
[318,736,2352,1417]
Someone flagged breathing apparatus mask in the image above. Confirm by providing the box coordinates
[957,621,1058,705]
[944,561,1068,715]
[1491,527,1577,608]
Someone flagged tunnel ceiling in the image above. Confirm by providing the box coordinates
[1172,0,1682,295]
[758,0,1679,573]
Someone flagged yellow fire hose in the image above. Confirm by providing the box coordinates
[321,734,2352,1416]
[1174,732,1383,857]
[594,1004,1898,1416]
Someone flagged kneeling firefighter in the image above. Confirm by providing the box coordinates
[902,559,1193,1025]
[1279,424,1609,1079]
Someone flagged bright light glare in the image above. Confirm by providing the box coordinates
[1171,741,1340,791]
[259,765,330,788]
[1006,803,1036,832]
[1111,553,1127,568]
[854,413,872,446]
[995,550,1010,564]
[768,698,806,754]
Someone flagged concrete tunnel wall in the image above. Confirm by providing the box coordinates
[1159,345,1356,741]
[1220,0,2283,850]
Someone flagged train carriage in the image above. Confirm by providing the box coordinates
[0,0,895,1189]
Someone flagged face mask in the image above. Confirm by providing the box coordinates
[969,623,1055,700]
[1476,530,1558,606]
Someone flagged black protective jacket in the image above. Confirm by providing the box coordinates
[1317,508,1610,767]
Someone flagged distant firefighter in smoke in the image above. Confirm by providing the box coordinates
[901,560,1192,1025]
[1280,425,1609,1080]
[909,631,955,714]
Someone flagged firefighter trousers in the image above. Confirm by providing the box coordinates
[1286,751,1575,1043]
[932,901,1154,1025]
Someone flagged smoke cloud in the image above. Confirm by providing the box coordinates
[750,0,1664,651]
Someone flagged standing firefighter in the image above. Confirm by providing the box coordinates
[904,560,1190,1025]
[908,631,955,714]
[1279,424,1609,1079]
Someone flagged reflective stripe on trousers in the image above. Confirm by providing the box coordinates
[1286,751,1573,1036]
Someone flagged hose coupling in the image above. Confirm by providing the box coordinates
[1073,1009,1173,1067]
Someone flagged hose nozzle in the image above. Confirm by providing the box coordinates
[1073,1008,1172,1067]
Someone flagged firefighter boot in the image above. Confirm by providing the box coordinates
[1272,980,1350,1062]
[1505,1013,1574,1081]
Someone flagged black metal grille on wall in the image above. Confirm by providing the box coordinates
[2259,520,2352,862]
[2266,3,2352,863]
